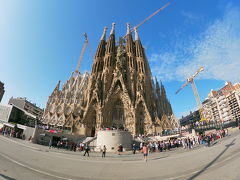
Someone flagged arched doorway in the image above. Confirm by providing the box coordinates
[107,99,125,129]
[85,109,96,137]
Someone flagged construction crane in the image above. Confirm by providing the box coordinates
[123,0,173,38]
[75,1,172,71]
[75,0,172,70]
[75,32,89,74]
[175,67,206,121]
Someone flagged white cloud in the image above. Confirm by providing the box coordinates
[181,10,201,24]
[150,7,240,83]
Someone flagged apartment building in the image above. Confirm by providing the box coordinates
[8,97,44,119]
[202,82,240,123]
[226,92,240,122]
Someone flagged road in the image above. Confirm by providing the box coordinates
[0,131,240,180]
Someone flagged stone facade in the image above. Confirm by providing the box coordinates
[42,23,177,136]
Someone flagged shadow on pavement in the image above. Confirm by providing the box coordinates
[186,138,236,180]
[211,141,218,146]
[0,174,16,180]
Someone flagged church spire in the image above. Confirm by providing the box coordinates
[110,22,115,35]
[134,28,139,40]
[105,23,116,54]
[126,23,131,35]
[92,27,107,73]
[51,80,60,97]
[126,23,135,55]
[100,26,107,41]
[160,81,166,97]
[55,80,61,91]
[94,27,107,58]
[134,28,144,58]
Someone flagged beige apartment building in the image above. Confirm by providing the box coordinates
[202,82,240,123]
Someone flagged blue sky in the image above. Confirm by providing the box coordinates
[1,0,240,118]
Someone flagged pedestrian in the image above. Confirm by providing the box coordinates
[49,139,52,149]
[102,145,107,158]
[57,141,61,149]
[83,144,90,156]
[142,144,149,162]
[140,142,143,150]
[117,144,123,155]
[132,144,136,154]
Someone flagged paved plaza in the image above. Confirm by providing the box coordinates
[0,131,240,180]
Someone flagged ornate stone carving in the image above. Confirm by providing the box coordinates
[42,24,177,136]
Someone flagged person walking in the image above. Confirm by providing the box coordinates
[102,145,107,158]
[132,144,136,154]
[49,138,52,149]
[142,144,149,162]
[57,141,61,149]
[117,144,123,155]
[83,144,90,157]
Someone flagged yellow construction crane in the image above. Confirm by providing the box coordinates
[122,0,172,38]
[176,67,206,121]
[75,32,89,74]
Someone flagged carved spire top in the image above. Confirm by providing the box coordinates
[100,26,108,41]
[51,80,60,97]
[56,80,61,90]
[110,22,116,35]
[126,23,131,35]
[134,28,139,40]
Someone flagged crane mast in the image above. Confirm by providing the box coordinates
[75,32,88,73]
[132,1,172,31]
[73,1,172,74]
[122,0,172,39]
[176,67,206,121]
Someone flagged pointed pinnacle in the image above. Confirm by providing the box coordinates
[100,26,108,41]
[126,23,131,35]
[110,22,116,35]
[134,28,139,40]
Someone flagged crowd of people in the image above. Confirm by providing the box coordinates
[1,124,230,160]
[49,139,109,158]
[0,127,25,140]
[136,129,229,154]
[100,126,129,131]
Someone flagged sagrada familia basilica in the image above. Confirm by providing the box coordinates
[42,23,179,136]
